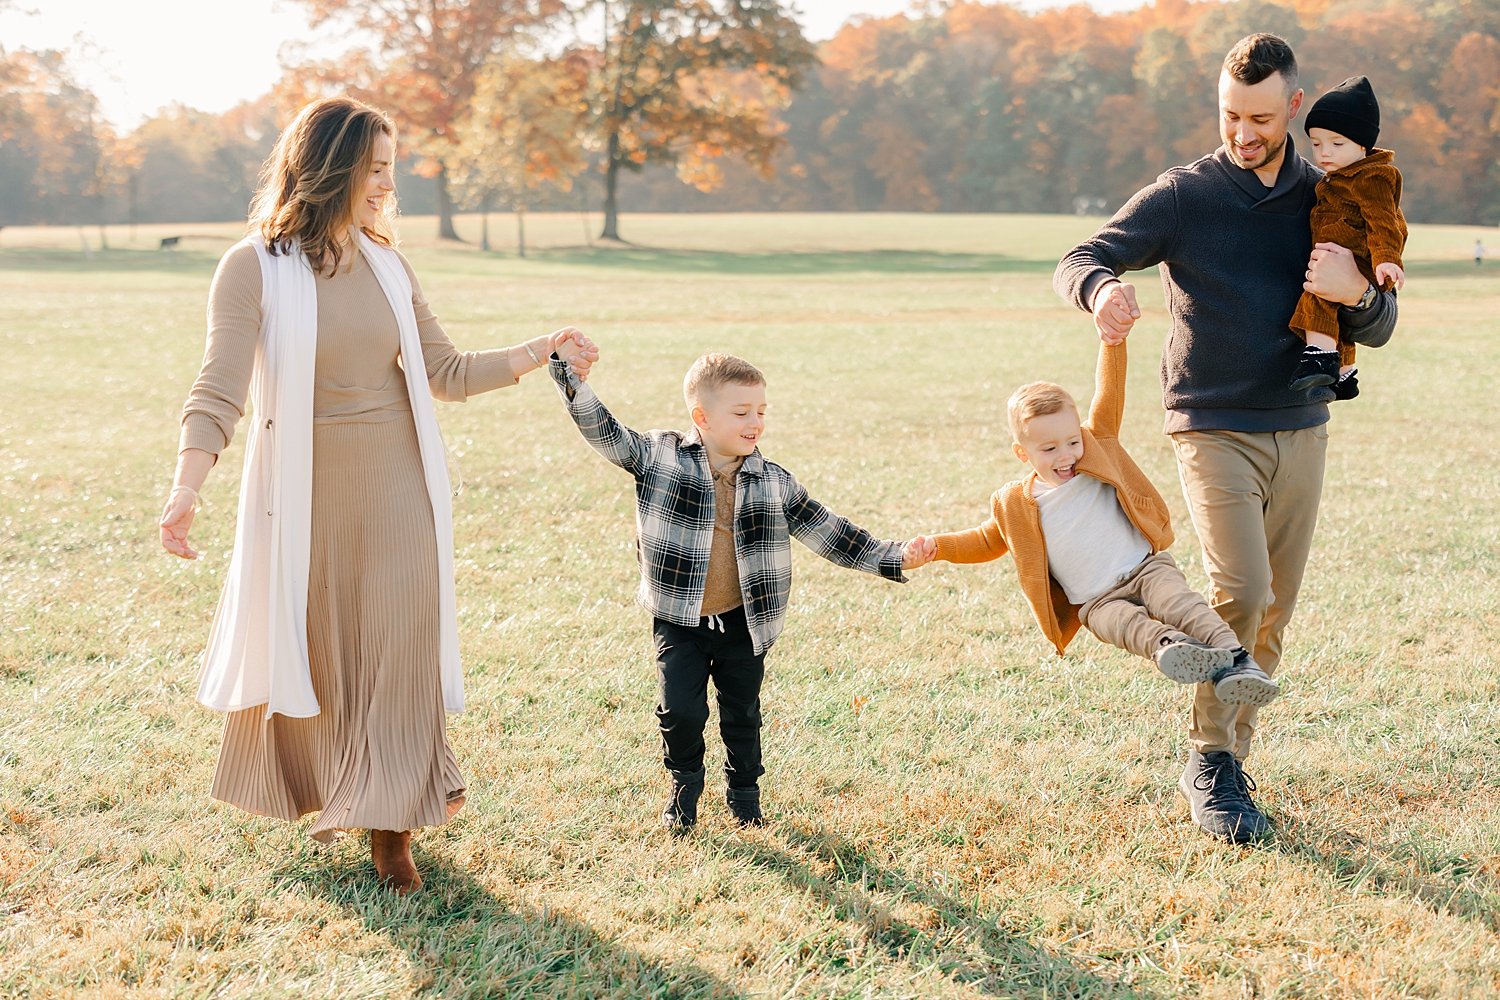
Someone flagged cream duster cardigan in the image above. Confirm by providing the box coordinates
[195,233,463,718]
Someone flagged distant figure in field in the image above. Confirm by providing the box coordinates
[1477,239,1487,266]
[1054,34,1398,843]
[158,96,596,894]
[1287,76,1407,401]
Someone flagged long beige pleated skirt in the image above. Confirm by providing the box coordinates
[210,412,465,841]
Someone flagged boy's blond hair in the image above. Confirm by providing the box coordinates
[683,352,766,408]
[1008,381,1078,442]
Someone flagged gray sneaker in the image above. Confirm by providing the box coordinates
[1153,634,1235,684]
[1178,749,1270,843]
[1211,650,1280,706]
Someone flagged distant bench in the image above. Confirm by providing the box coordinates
[158,234,235,252]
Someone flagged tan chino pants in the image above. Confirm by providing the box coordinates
[1170,425,1328,757]
[1078,551,1240,659]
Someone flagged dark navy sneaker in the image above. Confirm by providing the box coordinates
[1153,634,1235,684]
[1332,367,1360,400]
[726,786,765,827]
[1290,346,1340,391]
[1211,649,1280,707]
[1178,749,1270,843]
[661,766,705,833]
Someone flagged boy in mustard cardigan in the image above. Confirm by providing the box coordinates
[928,340,1278,705]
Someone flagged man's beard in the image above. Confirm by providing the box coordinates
[1227,132,1286,171]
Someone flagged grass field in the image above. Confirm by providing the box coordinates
[2,212,1497,998]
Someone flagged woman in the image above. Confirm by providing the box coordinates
[159,96,592,893]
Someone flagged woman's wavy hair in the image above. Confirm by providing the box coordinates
[249,97,398,274]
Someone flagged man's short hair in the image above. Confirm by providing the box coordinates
[1008,381,1078,442]
[1223,33,1298,92]
[683,352,766,408]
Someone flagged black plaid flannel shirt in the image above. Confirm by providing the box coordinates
[550,357,907,654]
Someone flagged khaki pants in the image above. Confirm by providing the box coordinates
[1078,551,1240,659]
[1171,426,1328,757]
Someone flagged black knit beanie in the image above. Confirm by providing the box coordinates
[1305,75,1380,150]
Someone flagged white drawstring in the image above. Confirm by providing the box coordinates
[705,614,725,633]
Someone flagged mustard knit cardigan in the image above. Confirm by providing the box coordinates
[933,340,1174,655]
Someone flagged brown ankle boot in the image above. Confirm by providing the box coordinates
[370,829,422,894]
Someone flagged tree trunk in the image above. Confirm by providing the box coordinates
[480,205,490,252]
[516,206,527,258]
[600,132,623,241]
[436,165,461,241]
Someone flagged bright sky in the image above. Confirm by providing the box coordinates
[0,0,1146,131]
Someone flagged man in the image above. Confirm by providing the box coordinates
[1053,34,1398,842]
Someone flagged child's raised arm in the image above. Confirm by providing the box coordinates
[547,329,653,476]
[1085,338,1128,440]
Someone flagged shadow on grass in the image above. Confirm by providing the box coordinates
[714,822,1160,999]
[490,245,1053,276]
[1266,815,1500,933]
[0,246,228,274]
[271,843,744,1000]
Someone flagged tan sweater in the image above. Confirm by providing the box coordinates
[179,240,516,457]
[699,458,744,617]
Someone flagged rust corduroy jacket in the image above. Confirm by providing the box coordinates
[933,340,1174,655]
[1310,147,1406,275]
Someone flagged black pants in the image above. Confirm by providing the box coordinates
[652,605,766,789]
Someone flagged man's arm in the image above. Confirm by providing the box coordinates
[1340,289,1398,349]
[780,472,907,582]
[1054,179,1178,341]
[1305,243,1400,349]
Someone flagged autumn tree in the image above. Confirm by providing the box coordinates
[0,48,109,227]
[449,52,591,256]
[584,0,814,240]
[282,0,566,241]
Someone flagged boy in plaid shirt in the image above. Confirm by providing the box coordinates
[549,330,935,830]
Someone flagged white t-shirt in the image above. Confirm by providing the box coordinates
[1032,473,1151,605]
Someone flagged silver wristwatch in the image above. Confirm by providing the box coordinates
[1350,282,1379,311]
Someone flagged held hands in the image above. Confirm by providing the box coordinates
[1374,261,1405,292]
[1305,243,1372,305]
[1090,280,1140,344]
[902,535,937,570]
[159,487,199,560]
[550,326,599,381]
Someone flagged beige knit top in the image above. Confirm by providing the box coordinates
[699,458,744,617]
[179,240,516,457]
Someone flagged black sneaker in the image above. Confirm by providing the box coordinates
[726,786,764,827]
[1153,634,1235,684]
[1211,649,1280,706]
[661,766,705,833]
[1289,347,1339,391]
[1178,749,1270,843]
[1333,368,1360,400]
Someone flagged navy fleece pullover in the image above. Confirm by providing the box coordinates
[1054,142,1398,434]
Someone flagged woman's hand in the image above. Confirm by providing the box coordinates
[551,327,600,381]
[160,486,200,560]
